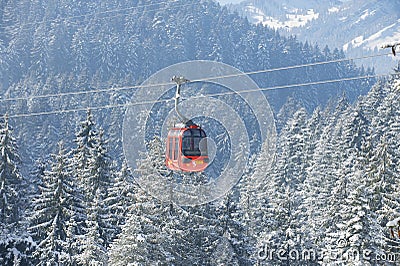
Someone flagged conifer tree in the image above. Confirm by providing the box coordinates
[87,129,115,247]
[238,143,275,261]
[368,79,400,252]
[29,141,84,265]
[0,115,23,227]
[105,161,134,238]
[109,181,178,265]
[256,108,310,265]
[73,110,99,202]
[304,97,351,254]
[0,115,33,265]
[211,192,252,265]
[75,191,109,266]
[73,111,116,249]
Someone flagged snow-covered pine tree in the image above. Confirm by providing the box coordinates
[309,97,354,256]
[250,162,281,264]
[0,115,23,227]
[29,141,85,265]
[73,109,99,201]
[335,132,384,265]
[0,114,34,265]
[256,108,310,265]
[76,127,115,264]
[210,191,252,265]
[323,100,387,265]
[369,78,400,252]
[105,161,134,240]
[75,191,109,266]
[332,174,384,266]
[237,141,276,261]
[296,106,327,251]
[108,181,178,265]
[73,111,116,249]
[109,135,178,264]
[321,103,364,258]
[87,129,115,246]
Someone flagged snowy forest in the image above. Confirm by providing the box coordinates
[1,0,400,265]
[2,75,400,265]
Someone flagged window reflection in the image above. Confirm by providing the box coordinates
[182,129,207,157]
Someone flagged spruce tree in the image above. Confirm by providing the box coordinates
[256,108,310,265]
[73,110,99,202]
[109,182,178,265]
[369,79,400,253]
[0,115,33,265]
[75,191,109,266]
[211,192,252,265]
[0,115,23,227]
[73,111,116,251]
[29,141,84,265]
[105,161,134,239]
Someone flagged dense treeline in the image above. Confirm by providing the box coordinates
[247,75,400,265]
[1,0,394,265]
[1,76,400,265]
[0,0,374,171]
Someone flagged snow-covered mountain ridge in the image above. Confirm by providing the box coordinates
[224,0,400,74]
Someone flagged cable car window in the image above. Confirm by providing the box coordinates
[182,129,207,157]
[169,137,173,159]
[174,137,179,160]
[192,129,201,137]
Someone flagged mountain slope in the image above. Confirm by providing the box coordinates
[0,0,373,169]
[227,0,400,74]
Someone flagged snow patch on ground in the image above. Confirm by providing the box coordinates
[356,9,376,23]
[343,35,364,51]
[343,22,400,52]
[363,23,400,50]
[245,4,319,30]
[328,6,340,13]
[286,9,319,28]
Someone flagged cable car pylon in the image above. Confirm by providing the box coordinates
[382,42,400,56]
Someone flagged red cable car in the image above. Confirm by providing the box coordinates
[166,76,209,172]
[166,124,209,172]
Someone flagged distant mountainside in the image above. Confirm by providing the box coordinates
[226,0,400,74]
[0,0,373,169]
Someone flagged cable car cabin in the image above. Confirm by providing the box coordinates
[166,124,209,172]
